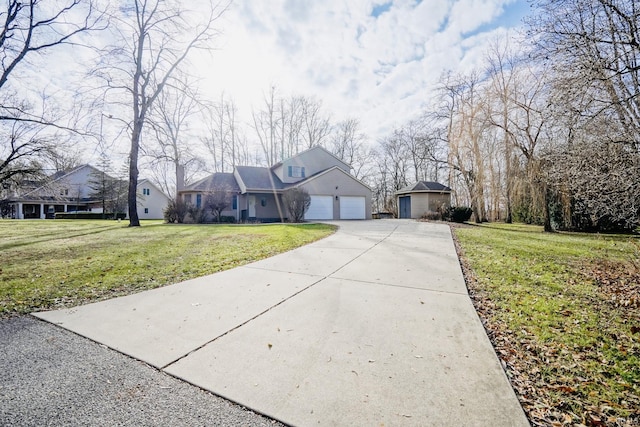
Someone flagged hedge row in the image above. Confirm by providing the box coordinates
[55,212,127,220]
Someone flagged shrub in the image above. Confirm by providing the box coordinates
[283,187,311,223]
[421,211,442,221]
[163,199,189,223]
[445,206,473,223]
[186,205,207,224]
[219,215,236,223]
[55,212,126,220]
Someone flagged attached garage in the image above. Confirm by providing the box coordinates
[339,196,366,219]
[305,195,334,220]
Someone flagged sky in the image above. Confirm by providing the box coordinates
[196,0,531,143]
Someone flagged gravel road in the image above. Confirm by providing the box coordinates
[0,316,285,427]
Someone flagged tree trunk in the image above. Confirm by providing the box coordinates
[128,124,141,227]
[543,184,553,232]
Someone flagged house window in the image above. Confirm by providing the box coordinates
[232,195,237,210]
[261,198,266,207]
[143,188,150,196]
[184,194,192,204]
[287,165,305,178]
[144,208,149,214]
[196,194,202,208]
[60,189,68,196]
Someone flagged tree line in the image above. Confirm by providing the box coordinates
[1,0,638,231]
[374,0,640,232]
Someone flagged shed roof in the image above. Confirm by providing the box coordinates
[396,181,451,194]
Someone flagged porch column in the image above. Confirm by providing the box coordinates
[17,202,23,219]
[40,203,45,219]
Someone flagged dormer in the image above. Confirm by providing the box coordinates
[272,146,351,184]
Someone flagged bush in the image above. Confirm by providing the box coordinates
[219,215,236,223]
[421,211,442,221]
[283,187,311,223]
[445,206,473,223]
[164,199,189,223]
[186,205,207,224]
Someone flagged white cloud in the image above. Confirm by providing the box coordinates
[182,0,528,143]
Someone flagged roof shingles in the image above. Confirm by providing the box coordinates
[183,173,240,192]
[397,181,451,193]
[235,166,284,191]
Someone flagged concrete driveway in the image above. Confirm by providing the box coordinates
[34,220,528,426]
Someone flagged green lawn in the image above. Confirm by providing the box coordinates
[453,223,640,426]
[0,220,335,317]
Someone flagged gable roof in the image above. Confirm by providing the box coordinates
[182,173,241,193]
[19,164,100,197]
[271,146,351,170]
[235,166,284,191]
[396,181,451,195]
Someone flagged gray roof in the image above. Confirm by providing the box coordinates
[396,181,451,194]
[235,166,284,191]
[183,173,240,192]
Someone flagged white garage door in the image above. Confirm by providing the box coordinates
[305,195,334,220]
[340,196,366,219]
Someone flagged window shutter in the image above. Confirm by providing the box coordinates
[301,167,305,178]
[288,166,292,177]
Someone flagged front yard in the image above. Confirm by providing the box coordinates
[4,219,639,425]
[0,220,335,317]
[453,223,639,427]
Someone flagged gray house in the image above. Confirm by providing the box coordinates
[396,181,452,219]
[179,146,372,222]
[6,164,170,220]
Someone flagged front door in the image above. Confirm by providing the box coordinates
[248,196,256,218]
[399,196,411,218]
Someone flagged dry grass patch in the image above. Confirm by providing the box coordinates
[0,220,335,316]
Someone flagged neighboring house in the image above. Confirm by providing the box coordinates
[395,181,452,219]
[6,165,169,220]
[178,146,372,222]
[137,179,172,220]
[8,164,101,219]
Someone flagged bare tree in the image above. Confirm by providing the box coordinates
[202,92,248,172]
[204,186,233,223]
[330,118,375,181]
[0,1,103,186]
[528,0,640,231]
[440,72,490,223]
[485,36,520,223]
[96,0,226,226]
[147,75,204,199]
[252,86,280,166]
[300,96,331,149]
